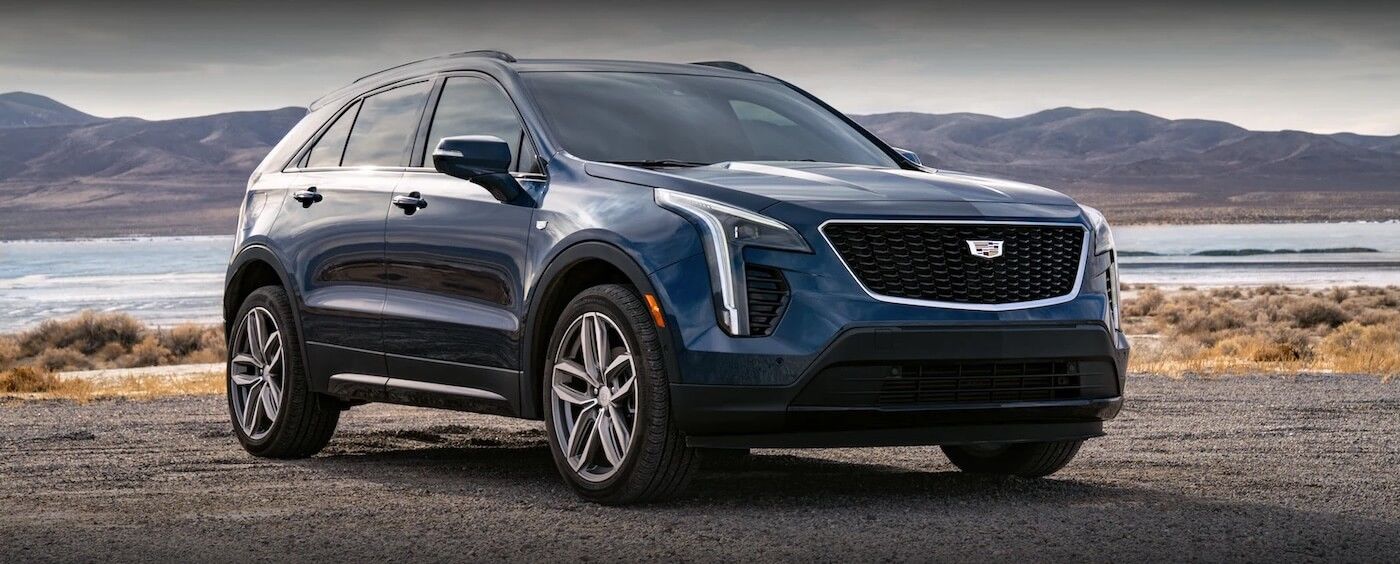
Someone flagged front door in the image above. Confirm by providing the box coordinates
[280,80,432,384]
[381,75,540,413]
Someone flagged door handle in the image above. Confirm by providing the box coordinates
[292,187,322,208]
[393,192,428,215]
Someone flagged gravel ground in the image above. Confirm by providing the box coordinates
[1,374,1396,563]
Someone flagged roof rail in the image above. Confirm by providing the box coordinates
[353,49,517,84]
[690,60,754,73]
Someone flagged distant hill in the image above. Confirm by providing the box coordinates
[0,92,101,128]
[855,109,1400,184]
[853,109,1400,222]
[0,95,1398,239]
[0,99,304,239]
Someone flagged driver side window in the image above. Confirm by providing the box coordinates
[424,77,537,172]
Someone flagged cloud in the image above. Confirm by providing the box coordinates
[0,0,1396,134]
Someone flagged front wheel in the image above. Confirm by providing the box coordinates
[941,440,1084,477]
[542,284,698,504]
[227,286,340,458]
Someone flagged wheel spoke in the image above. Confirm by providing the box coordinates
[606,404,631,451]
[246,312,266,365]
[604,354,631,380]
[596,410,624,466]
[262,331,282,370]
[554,359,598,389]
[259,382,279,422]
[613,374,636,399]
[230,352,261,385]
[231,372,260,386]
[231,352,261,370]
[241,381,264,431]
[590,316,611,379]
[579,315,601,380]
[566,407,599,470]
[552,381,595,406]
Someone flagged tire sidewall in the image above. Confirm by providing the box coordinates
[542,286,664,496]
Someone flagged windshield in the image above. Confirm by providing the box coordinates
[521,71,898,168]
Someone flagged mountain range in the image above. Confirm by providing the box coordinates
[0,91,1396,238]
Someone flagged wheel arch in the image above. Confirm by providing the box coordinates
[224,245,297,329]
[521,241,677,420]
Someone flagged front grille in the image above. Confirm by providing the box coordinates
[792,359,1117,409]
[823,222,1085,305]
[745,265,789,336]
[879,361,1084,405]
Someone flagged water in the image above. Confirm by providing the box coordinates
[0,236,231,333]
[2,223,1398,333]
[1114,222,1400,287]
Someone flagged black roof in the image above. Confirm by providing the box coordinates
[309,51,765,110]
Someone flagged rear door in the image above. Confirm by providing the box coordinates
[380,74,541,413]
[278,80,431,384]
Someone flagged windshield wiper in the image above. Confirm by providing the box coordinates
[603,159,711,168]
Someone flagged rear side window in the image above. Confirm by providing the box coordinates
[343,81,431,167]
[424,77,533,170]
[305,101,359,168]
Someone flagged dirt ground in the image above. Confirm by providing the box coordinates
[1,374,1396,563]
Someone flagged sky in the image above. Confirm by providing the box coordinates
[1,0,1398,135]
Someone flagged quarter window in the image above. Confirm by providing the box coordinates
[343,81,431,167]
[424,77,533,171]
[304,100,359,168]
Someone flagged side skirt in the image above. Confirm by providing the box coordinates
[327,373,517,417]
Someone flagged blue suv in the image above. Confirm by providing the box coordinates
[224,51,1128,504]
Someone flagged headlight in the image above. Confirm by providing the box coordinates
[1080,204,1122,329]
[655,189,810,335]
[1080,204,1114,254]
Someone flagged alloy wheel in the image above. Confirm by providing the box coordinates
[229,306,285,440]
[549,311,639,482]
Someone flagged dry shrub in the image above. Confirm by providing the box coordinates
[1208,331,1308,363]
[117,336,174,368]
[1317,323,1400,379]
[1155,295,1246,337]
[1284,298,1351,328]
[95,342,128,362]
[159,325,210,357]
[5,311,227,373]
[20,311,144,356]
[0,336,20,370]
[1123,287,1164,317]
[1125,285,1400,377]
[33,347,94,372]
[0,366,61,393]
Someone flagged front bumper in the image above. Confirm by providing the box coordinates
[669,323,1127,448]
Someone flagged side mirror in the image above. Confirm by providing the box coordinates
[893,147,922,166]
[432,135,526,203]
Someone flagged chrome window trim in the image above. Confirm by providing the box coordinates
[818,219,1091,312]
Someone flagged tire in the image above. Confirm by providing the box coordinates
[941,440,1084,478]
[542,284,698,504]
[227,285,340,458]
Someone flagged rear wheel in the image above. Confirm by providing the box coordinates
[941,440,1083,477]
[543,284,698,504]
[227,286,340,458]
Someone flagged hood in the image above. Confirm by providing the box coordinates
[631,161,1078,207]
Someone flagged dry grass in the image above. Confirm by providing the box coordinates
[1124,285,1400,379]
[0,367,222,402]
